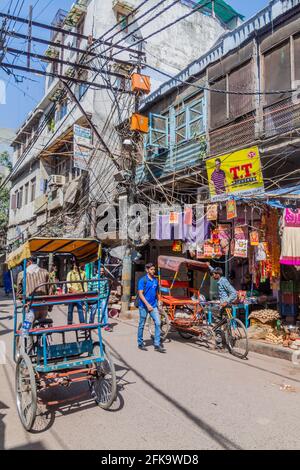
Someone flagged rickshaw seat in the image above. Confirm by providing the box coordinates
[16,322,103,336]
[160,295,198,306]
[29,292,99,305]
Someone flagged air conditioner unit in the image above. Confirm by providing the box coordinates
[49,175,66,186]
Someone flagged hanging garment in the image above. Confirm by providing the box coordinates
[255,242,267,261]
[280,227,300,265]
[184,216,205,244]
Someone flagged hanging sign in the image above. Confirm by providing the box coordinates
[73,125,92,170]
[169,212,179,224]
[234,226,247,240]
[250,230,259,246]
[207,204,218,221]
[184,207,193,226]
[226,199,237,220]
[206,146,264,201]
[203,241,214,258]
[234,239,248,258]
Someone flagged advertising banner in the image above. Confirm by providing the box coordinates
[206,146,264,201]
[73,125,92,170]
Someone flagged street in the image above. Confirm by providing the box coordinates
[1,294,300,451]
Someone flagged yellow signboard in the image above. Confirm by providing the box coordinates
[206,146,264,201]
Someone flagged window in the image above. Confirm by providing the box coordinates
[294,35,300,82]
[48,61,59,88]
[187,100,204,138]
[175,99,204,143]
[264,41,291,106]
[31,178,36,202]
[210,78,227,129]
[149,114,169,148]
[175,109,187,144]
[17,187,23,209]
[117,12,128,33]
[11,193,17,210]
[24,183,29,205]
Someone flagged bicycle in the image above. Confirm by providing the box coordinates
[206,305,249,359]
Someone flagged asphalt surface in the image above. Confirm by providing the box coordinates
[1,293,300,450]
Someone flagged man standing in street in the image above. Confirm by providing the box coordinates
[66,262,86,324]
[137,263,165,353]
[17,257,49,321]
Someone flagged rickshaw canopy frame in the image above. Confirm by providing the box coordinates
[7,237,102,270]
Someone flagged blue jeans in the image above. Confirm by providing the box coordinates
[138,307,161,347]
[68,302,84,324]
[89,299,109,325]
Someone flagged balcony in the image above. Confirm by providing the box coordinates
[48,188,64,211]
[34,195,48,214]
[112,1,135,16]
[51,9,68,41]
[64,0,88,28]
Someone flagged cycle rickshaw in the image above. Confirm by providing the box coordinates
[148,256,248,358]
[8,237,117,432]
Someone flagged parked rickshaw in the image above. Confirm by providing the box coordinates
[148,256,248,359]
[7,238,117,432]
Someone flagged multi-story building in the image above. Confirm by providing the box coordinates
[137,0,300,198]
[130,0,300,294]
[7,0,238,247]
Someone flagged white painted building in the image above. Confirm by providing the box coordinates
[7,0,241,246]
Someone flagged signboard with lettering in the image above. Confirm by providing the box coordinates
[206,146,264,201]
[73,125,92,170]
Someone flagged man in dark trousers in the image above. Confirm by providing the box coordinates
[137,263,165,353]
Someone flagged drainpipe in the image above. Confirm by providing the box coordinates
[212,0,216,18]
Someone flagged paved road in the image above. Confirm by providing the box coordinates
[1,293,300,450]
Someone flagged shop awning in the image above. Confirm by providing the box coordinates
[7,238,101,269]
[158,256,209,272]
[195,0,244,24]
[265,184,300,199]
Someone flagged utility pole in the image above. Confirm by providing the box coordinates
[121,42,144,316]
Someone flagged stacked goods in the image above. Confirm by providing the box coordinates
[108,290,122,317]
[247,324,273,340]
[265,331,284,345]
[249,309,280,324]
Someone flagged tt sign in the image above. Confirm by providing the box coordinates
[206,146,264,201]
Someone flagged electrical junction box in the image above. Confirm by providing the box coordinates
[130,114,149,133]
[131,73,151,94]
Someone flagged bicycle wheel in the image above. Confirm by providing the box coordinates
[148,307,170,342]
[89,342,117,410]
[15,353,37,432]
[226,318,248,359]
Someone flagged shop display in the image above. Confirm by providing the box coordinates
[226,199,237,220]
[234,239,248,258]
[207,204,218,221]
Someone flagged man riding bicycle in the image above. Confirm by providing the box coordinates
[209,266,238,309]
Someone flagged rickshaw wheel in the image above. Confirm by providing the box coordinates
[148,307,170,342]
[89,342,117,410]
[226,318,249,359]
[15,353,37,432]
[178,331,194,340]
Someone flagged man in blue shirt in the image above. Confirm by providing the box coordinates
[209,266,238,307]
[137,263,166,353]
